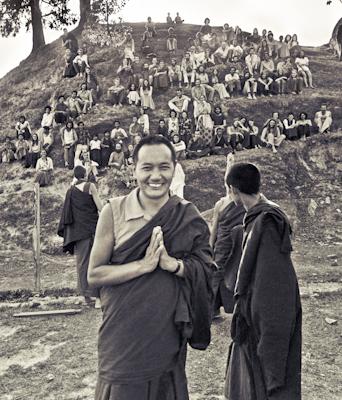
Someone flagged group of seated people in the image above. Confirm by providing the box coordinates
[0,18,333,188]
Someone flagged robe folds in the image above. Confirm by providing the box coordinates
[225,200,302,400]
[97,196,214,392]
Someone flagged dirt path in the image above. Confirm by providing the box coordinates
[0,294,341,400]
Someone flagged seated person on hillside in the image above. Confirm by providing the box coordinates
[179,111,192,146]
[41,106,54,129]
[73,48,89,77]
[227,55,245,77]
[274,67,288,95]
[175,12,184,24]
[35,149,53,187]
[111,120,128,143]
[25,133,41,168]
[145,17,157,37]
[196,65,215,101]
[200,18,212,41]
[222,23,235,44]
[127,83,140,106]
[84,66,100,104]
[286,69,303,95]
[108,142,125,175]
[295,50,314,88]
[227,119,244,153]
[191,79,207,119]
[154,60,170,90]
[117,58,135,88]
[100,131,113,168]
[15,115,32,140]
[261,119,286,153]
[67,90,82,119]
[257,71,274,96]
[214,42,230,64]
[77,82,93,114]
[168,110,180,137]
[168,58,182,88]
[1,136,15,163]
[210,106,226,129]
[54,95,69,124]
[141,29,155,56]
[245,47,260,75]
[61,121,78,168]
[181,52,196,87]
[137,107,150,136]
[314,104,332,134]
[241,71,257,99]
[62,28,78,55]
[276,57,293,77]
[63,49,77,78]
[107,77,126,108]
[187,131,211,158]
[156,119,169,138]
[202,48,215,69]
[260,53,275,78]
[296,112,312,140]
[208,32,220,52]
[166,12,173,25]
[249,119,261,148]
[171,134,186,160]
[75,121,90,161]
[225,67,241,97]
[129,115,143,139]
[210,127,229,155]
[74,151,98,182]
[166,29,178,56]
[89,134,102,166]
[40,126,54,154]
[283,112,298,140]
[168,88,190,113]
[14,133,29,162]
[140,79,155,110]
[264,111,284,134]
[228,40,244,60]
[211,68,230,100]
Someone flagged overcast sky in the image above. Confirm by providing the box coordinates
[0,0,340,78]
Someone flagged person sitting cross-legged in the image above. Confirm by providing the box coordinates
[107,78,126,108]
[227,119,244,153]
[314,104,333,134]
[225,67,241,97]
[187,131,211,159]
[260,118,286,153]
[77,82,93,114]
[210,127,230,155]
[168,88,191,114]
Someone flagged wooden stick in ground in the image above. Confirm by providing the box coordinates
[33,183,41,292]
[13,309,82,318]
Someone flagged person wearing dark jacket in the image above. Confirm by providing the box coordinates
[87,136,213,400]
[224,162,302,400]
[58,165,102,307]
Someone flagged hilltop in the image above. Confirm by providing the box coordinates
[0,21,341,259]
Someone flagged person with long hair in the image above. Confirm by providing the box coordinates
[140,79,155,110]
[35,149,53,187]
[260,119,286,153]
[297,112,312,140]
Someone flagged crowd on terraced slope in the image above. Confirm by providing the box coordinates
[0,16,334,187]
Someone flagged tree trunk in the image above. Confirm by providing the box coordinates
[78,0,91,29]
[30,0,46,53]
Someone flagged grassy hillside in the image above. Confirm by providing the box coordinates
[0,21,341,256]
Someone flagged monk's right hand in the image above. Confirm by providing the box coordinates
[139,226,163,274]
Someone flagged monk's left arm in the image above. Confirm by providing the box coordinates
[251,220,298,394]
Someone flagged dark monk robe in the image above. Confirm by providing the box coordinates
[96,193,213,400]
[212,200,245,314]
[225,197,302,400]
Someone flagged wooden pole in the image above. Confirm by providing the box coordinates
[33,183,41,292]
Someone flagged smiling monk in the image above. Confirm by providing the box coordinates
[88,135,213,400]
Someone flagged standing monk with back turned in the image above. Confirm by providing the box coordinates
[88,135,213,400]
[224,163,302,400]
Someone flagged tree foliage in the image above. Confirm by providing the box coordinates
[91,0,127,25]
[0,0,77,38]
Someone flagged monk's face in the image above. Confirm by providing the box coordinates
[135,144,175,201]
